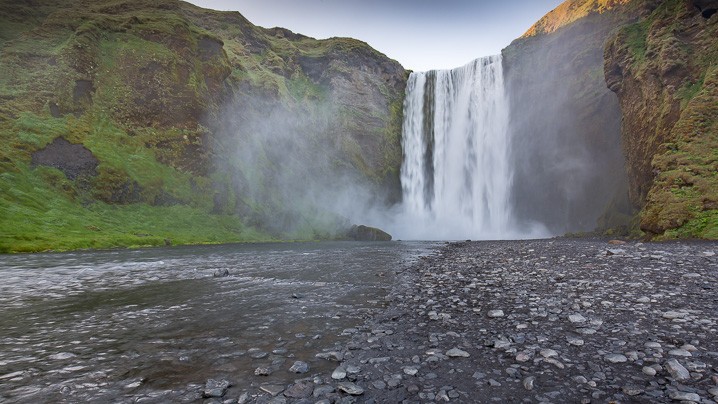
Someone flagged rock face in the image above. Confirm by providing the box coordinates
[502,0,641,235]
[604,0,718,238]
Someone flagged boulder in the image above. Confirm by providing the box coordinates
[345,225,392,241]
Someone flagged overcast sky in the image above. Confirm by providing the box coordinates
[185,0,565,71]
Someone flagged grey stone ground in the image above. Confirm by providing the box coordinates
[226,239,718,403]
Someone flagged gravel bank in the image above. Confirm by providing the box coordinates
[236,239,718,403]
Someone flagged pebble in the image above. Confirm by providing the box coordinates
[488,310,505,318]
[669,391,700,401]
[331,366,347,380]
[642,366,657,376]
[663,311,687,320]
[540,349,558,358]
[446,348,470,358]
[604,354,627,363]
[523,376,535,390]
[568,314,586,323]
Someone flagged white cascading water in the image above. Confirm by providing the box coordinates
[396,55,520,240]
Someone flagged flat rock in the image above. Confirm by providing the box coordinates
[203,379,230,398]
[604,354,628,363]
[669,391,700,401]
[665,359,690,381]
[260,384,285,397]
[446,348,470,358]
[568,314,586,323]
[337,382,364,395]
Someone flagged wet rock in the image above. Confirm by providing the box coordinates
[255,366,272,376]
[260,384,285,397]
[289,361,309,373]
[213,269,229,277]
[284,382,313,398]
[202,379,230,398]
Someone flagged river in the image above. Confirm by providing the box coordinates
[0,241,439,402]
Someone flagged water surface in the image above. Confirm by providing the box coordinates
[0,241,438,402]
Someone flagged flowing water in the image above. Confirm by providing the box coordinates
[398,55,534,240]
[0,241,437,402]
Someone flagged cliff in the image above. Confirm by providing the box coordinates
[605,0,718,239]
[0,0,405,252]
[502,0,643,235]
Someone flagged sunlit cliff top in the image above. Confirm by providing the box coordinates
[521,0,632,38]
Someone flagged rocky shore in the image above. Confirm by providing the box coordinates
[215,239,718,403]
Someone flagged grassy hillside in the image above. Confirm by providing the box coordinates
[0,0,406,252]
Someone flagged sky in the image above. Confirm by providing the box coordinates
[184,0,565,71]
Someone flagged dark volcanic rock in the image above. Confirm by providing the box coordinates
[31,137,99,180]
[310,239,718,403]
[345,225,392,242]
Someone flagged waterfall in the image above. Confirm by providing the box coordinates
[398,55,521,240]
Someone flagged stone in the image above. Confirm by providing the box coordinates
[446,348,470,358]
[622,385,644,396]
[540,349,558,358]
[284,382,313,399]
[708,387,718,398]
[260,385,285,397]
[604,354,628,363]
[636,296,651,303]
[488,310,505,318]
[403,366,419,376]
[523,376,535,390]
[313,385,335,398]
[668,349,692,357]
[332,366,347,380]
[568,314,586,323]
[664,359,690,381]
[255,366,272,376]
[516,352,531,362]
[337,382,364,395]
[662,311,687,320]
[289,361,309,373]
[668,391,700,401]
[642,366,657,376]
[202,379,230,398]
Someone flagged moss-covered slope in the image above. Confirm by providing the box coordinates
[0,0,405,252]
[605,0,718,239]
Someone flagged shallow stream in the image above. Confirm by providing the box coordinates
[0,241,438,402]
